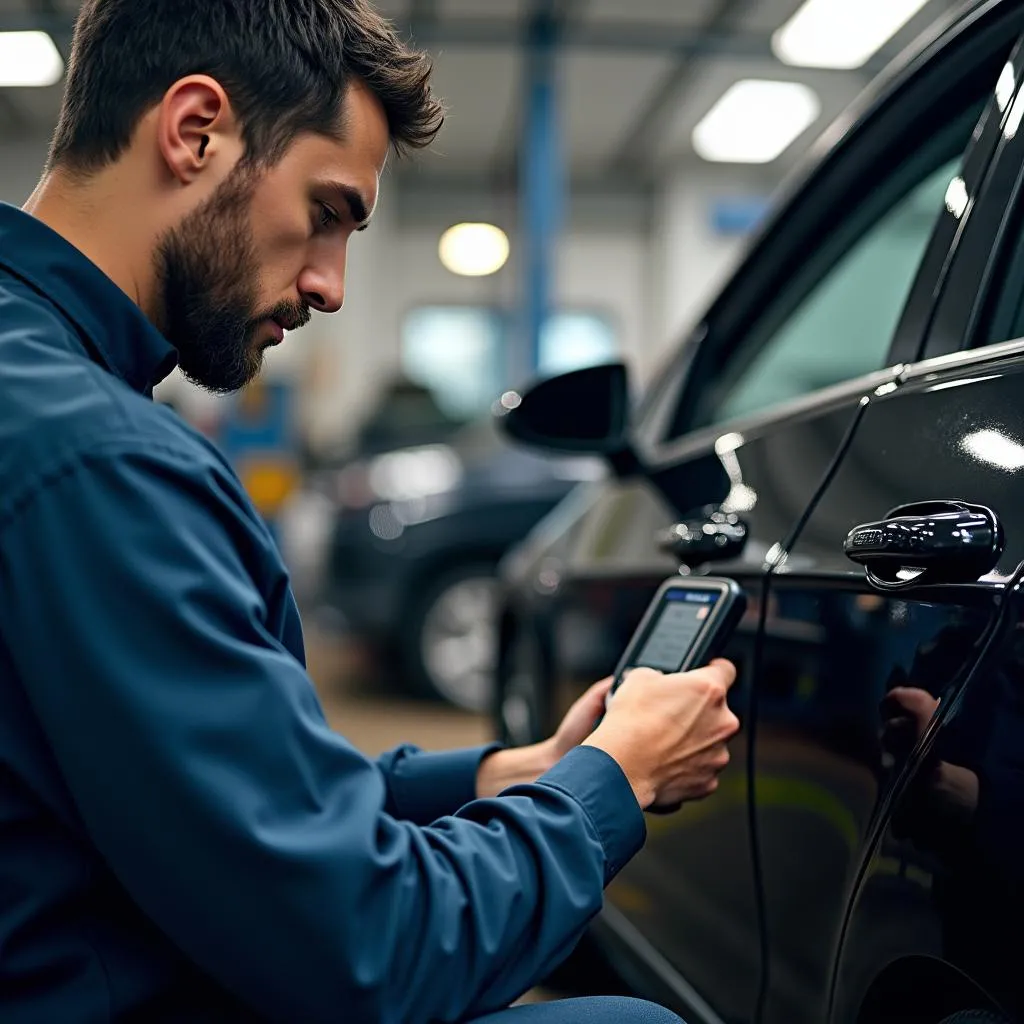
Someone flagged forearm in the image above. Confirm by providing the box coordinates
[377,743,504,823]
[476,740,559,799]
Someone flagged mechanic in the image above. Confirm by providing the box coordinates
[0,2,741,1021]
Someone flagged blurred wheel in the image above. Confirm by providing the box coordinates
[407,564,499,712]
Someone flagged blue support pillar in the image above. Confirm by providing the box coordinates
[518,10,563,382]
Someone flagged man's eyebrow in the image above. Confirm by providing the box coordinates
[320,182,371,231]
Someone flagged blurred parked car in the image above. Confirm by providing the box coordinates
[335,374,464,459]
[318,414,602,711]
[279,375,464,606]
[494,3,1024,1023]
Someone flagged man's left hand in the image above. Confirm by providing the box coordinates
[476,678,613,799]
[547,677,614,760]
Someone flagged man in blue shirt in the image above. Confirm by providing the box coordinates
[0,2,740,1021]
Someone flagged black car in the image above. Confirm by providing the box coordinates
[322,414,600,711]
[493,2,1024,1022]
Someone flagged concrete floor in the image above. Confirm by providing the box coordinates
[304,624,493,755]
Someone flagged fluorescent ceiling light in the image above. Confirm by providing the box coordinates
[773,0,931,70]
[0,31,64,88]
[693,80,821,164]
[438,223,509,277]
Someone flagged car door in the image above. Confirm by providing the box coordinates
[497,9,1019,1022]
[747,19,1024,1024]
[820,30,1024,1024]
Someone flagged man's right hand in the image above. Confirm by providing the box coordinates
[583,660,740,810]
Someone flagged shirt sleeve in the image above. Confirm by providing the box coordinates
[376,744,505,825]
[0,439,645,1024]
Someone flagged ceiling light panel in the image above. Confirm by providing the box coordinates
[0,32,64,88]
[773,0,932,70]
[692,79,821,164]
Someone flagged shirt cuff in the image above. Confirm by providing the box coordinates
[536,745,646,883]
[386,743,505,823]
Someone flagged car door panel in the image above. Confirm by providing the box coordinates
[587,386,890,1024]
[784,350,1024,580]
[829,560,1024,1024]
[755,580,997,1024]
[757,352,1024,1024]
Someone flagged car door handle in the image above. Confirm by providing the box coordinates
[844,500,1004,589]
[657,509,748,567]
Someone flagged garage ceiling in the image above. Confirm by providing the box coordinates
[0,0,969,189]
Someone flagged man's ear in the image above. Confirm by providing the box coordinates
[156,75,243,185]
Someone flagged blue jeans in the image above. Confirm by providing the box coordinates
[468,997,685,1023]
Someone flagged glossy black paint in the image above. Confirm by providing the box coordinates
[493,3,1024,1023]
[499,386,880,1023]
[657,509,749,568]
[753,578,996,1024]
[500,361,633,457]
[759,342,1024,1024]
[843,501,1004,590]
[830,563,1024,1024]
[785,354,1024,584]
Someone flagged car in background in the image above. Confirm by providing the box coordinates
[318,413,602,711]
[493,2,1024,1023]
[278,374,465,605]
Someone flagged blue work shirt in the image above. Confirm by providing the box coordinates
[0,203,646,1023]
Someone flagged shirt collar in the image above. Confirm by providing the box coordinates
[0,202,178,395]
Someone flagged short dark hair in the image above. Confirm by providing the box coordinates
[48,0,444,174]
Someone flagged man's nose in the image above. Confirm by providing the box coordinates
[298,262,346,315]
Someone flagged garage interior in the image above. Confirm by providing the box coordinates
[0,0,992,1016]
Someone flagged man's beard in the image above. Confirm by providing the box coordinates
[153,166,310,395]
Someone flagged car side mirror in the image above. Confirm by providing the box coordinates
[497,362,641,475]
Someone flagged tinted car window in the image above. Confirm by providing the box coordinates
[688,148,963,431]
[708,159,957,424]
[656,80,989,443]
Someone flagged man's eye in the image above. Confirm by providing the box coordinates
[318,204,340,230]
